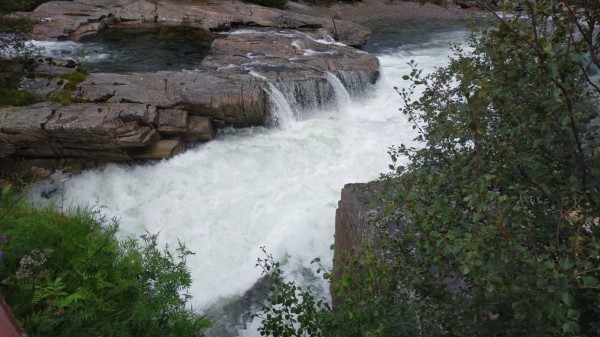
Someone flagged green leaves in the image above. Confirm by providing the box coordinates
[253,247,329,337]
[379,2,600,336]
[562,292,575,307]
[0,192,209,337]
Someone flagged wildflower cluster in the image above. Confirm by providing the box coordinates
[14,248,53,279]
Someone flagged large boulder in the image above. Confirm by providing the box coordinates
[204,28,380,82]
[0,102,54,158]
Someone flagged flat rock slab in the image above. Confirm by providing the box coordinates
[77,70,268,127]
[44,103,160,149]
[0,102,54,157]
[0,103,160,158]
[205,28,380,82]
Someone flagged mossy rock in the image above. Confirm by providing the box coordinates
[0,88,32,106]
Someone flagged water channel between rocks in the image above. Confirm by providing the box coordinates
[31,20,468,336]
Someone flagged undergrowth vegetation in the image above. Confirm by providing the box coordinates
[253,1,600,336]
[0,186,210,337]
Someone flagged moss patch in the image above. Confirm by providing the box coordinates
[57,70,88,84]
[48,70,90,105]
[0,88,32,106]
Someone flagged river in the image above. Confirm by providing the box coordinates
[31,19,468,336]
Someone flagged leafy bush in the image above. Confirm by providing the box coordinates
[252,248,329,337]
[254,1,600,336]
[0,186,210,337]
[0,0,55,13]
[0,0,49,58]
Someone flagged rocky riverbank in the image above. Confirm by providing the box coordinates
[0,0,464,178]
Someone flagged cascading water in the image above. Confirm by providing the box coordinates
[265,72,365,123]
[265,83,296,127]
[30,20,468,336]
[334,70,377,97]
[325,72,352,109]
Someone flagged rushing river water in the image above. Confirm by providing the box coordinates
[32,20,468,335]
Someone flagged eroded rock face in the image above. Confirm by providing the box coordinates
[0,102,215,175]
[0,102,54,158]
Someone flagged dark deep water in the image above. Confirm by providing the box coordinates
[78,25,218,72]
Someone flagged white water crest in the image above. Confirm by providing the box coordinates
[326,72,351,109]
[265,83,295,127]
[30,21,468,335]
[30,40,110,62]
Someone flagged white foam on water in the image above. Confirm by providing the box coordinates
[30,23,467,335]
[303,49,338,56]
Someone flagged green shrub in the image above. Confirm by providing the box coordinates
[0,185,210,337]
[57,70,88,85]
[254,1,600,336]
[0,88,32,106]
[0,0,55,13]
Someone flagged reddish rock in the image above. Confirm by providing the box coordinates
[0,296,26,337]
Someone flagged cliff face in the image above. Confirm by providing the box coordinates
[332,181,392,307]
[333,180,466,306]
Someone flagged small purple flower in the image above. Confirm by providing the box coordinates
[0,251,3,261]
[1,234,6,244]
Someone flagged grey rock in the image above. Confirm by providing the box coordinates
[186,115,214,142]
[19,77,67,100]
[158,108,188,136]
[43,103,159,150]
[77,71,268,128]
[34,64,77,75]
[0,102,54,157]
[130,137,185,160]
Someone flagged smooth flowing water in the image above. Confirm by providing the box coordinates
[32,20,468,335]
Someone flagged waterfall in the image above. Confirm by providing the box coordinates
[265,72,366,124]
[29,21,469,337]
[265,83,295,127]
[271,79,332,120]
[326,72,351,109]
[335,70,377,96]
